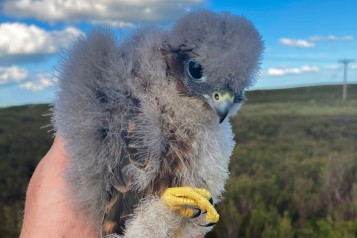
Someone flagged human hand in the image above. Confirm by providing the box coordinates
[20,136,99,238]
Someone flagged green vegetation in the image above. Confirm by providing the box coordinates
[209,84,357,238]
[0,104,52,237]
[1,85,356,237]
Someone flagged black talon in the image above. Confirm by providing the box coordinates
[191,208,201,219]
[198,222,216,227]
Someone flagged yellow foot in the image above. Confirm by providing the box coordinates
[161,187,219,224]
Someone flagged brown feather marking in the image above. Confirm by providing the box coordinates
[102,221,117,234]
[102,189,143,236]
[128,122,136,132]
[145,124,194,196]
[102,94,143,236]
[108,172,131,193]
[102,193,120,235]
[103,125,194,236]
[164,50,198,96]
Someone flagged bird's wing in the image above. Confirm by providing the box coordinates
[102,94,145,236]
[54,28,146,235]
[55,28,195,236]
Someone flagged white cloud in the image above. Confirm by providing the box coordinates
[0,23,82,56]
[267,65,320,76]
[308,35,353,42]
[0,65,57,91]
[280,35,353,48]
[350,64,357,71]
[0,64,56,91]
[279,38,315,48]
[0,66,29,84]
[20,72,56,91]
[3,0,203,25]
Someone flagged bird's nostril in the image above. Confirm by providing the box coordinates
[214,93,220,101]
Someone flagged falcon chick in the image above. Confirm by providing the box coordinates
[53,10,263,238]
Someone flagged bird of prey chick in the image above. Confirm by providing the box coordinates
[53,10,263,238]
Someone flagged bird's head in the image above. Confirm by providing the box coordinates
[162,10,263,123]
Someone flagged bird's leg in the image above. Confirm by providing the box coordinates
[161,187,219,226]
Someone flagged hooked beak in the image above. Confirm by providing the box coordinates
[204,91,234,123]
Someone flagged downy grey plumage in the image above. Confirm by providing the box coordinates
[53,10,263,238]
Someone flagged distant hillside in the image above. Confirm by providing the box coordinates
[0,84,356,237]
[248,84,357,103]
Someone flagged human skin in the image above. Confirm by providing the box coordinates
[20,136,99,238]
[20,136,204,238]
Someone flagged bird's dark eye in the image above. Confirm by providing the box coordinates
[187,60,204,81]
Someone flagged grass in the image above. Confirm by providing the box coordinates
[209,84,357,238]
[0,104,52,237]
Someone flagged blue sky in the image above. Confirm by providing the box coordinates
[0,0,356,107]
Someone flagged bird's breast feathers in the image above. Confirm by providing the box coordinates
[126,82,235,200]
